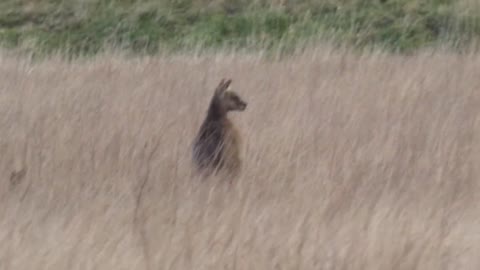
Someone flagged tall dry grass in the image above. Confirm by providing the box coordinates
[0,47,479,270]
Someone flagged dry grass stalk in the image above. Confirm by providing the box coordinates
[0,48,479,269]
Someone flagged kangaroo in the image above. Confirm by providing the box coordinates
[192,78,247,178]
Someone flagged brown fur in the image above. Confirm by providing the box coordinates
[192,79,247,178]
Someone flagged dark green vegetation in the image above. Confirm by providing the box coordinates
[0,0,479,56]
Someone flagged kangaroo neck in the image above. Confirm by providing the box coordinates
[206,98,227,121]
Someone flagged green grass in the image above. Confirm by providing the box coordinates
[0,0,479,57]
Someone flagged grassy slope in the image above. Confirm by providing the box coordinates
[0,0,480,56]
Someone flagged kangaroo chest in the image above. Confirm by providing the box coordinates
[221,118,241,148]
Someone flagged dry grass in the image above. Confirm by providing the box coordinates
[0,47,479,270]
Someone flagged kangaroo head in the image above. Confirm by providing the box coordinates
[214,79,247,112]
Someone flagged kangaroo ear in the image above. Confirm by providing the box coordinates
[223,79,232,89]
[215,78,232,95]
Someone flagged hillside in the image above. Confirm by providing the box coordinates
[0,0,479,56]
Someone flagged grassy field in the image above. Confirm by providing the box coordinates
[0,47,479,269]
[1,0,480,56]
